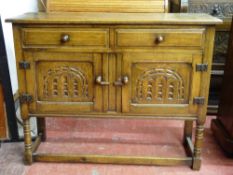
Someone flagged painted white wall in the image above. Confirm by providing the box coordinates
[0,0,38,94]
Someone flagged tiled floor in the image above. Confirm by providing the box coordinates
[1,116,233,175]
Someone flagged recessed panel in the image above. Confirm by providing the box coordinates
[37,61,94,102]
[116,29,205,48]
[131,63,191,105]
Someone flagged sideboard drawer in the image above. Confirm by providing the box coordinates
[22,28,109,48]
[115,28,205,48]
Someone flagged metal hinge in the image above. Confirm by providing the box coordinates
[193,97,205,105]
[196,64,208,72]
[19,61,30,69]
[20,93,33,104]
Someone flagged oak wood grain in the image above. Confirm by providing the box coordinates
[22,28,109,48]
[116,28,205,47]
[44,0,169,13]
[6,12,222,25]
[33,153,193,166]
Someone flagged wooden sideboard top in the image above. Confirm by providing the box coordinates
[6,12,222,25]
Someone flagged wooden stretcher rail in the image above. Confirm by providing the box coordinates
[30,133,193,166]
[33,153,193,166]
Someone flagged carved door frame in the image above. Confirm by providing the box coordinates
[24,51,103,114]
[122,51,202,115]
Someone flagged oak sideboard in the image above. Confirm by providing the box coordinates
[7,12,221,170]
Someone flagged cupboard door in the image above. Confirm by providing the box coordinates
[122,52,202,115]
[24,52,103,114]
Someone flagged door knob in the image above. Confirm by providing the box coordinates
[122,76,129,84]
[114,76,129,86]
[95,75,110,86]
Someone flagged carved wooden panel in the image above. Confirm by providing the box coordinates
[37,62,93,102]
[24,52,103,113]
[122,52,202,114]
[132,64,190,104]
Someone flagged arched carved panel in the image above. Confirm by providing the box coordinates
[135,68,186,104]
[37,61,94,103]
[42,66,89,99]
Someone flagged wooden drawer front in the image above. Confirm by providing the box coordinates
[22,28,109,48]
[116,29,205,48]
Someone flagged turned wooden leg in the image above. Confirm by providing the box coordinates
[37,118,46,141]
[23,118,33,165]
[183,120,193,143]
[192,122,205,170]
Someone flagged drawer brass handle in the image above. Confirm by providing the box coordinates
[96,75,110,86]
[114,76,129,86]
[155,35,164,44]
[61,34,70,43]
